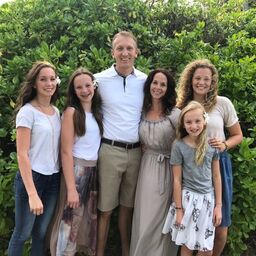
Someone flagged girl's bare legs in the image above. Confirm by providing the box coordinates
[181,245,193,256]
[212,227,228,256]
[197,250,212,256]
[181,246,212,256]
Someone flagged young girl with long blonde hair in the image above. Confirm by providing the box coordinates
[163,101,222,256]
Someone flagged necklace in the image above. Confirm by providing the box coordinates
[36,101,54,113]
[37,102,51,107]
[37,104,60,170]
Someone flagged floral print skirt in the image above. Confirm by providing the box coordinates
[162,189,215,252]
[53,160,97,256]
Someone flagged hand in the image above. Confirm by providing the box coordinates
[175,209,184,227]
[213,205,222,227]
[208,137,226,152]
[28,193,44,215]
[67,189,80,209]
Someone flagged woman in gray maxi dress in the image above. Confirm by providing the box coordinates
[130,69,180,256]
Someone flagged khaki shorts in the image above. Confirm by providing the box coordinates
[97,143,141,211]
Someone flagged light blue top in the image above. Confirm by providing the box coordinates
[170,139,219,194]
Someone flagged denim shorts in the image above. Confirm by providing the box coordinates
[219,151,233,227]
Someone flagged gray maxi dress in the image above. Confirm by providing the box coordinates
[130,107,180,256]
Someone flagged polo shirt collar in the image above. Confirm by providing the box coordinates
[110,64,139,77]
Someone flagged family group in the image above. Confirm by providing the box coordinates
[7,30,243,256]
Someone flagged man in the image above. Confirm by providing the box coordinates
[95,31,147,256]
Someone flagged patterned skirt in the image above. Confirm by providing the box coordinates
[50,158,97,256]
[162,189,215,252]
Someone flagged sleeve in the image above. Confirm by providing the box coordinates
[213,148,220,160]
[170,107,181,127]
[220,96,239,128]
[170,141,183,165]
[53,106,61,119]
[16,106,34,129]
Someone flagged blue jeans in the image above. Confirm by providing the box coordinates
[8,171,60,256]
[219,151,233,227]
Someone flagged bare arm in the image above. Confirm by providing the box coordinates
[172,164,183,225]
[212,159,222,226]
[16,127,43,215]
[61,107,80,208]
[209,122,243,152]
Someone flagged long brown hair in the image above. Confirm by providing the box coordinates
[66,67,103,137]
[177,59,218,112]
[15,61,59,113]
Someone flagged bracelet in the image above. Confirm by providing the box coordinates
[175,207,183,210]
[223,141,228,151]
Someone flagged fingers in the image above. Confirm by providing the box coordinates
[208,137,223,150]
[213,215,222,227]
[215,217,222,226]
[67,201,80,209]
[67,191,80,208]
[30,206,43,215]
[29,195,44,215]
[175,221,181,226]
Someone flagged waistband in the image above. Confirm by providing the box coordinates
[101,138,141,150]
[145,149,170,162]
[73,157,97,167]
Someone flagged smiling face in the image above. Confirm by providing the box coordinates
[150,72,168,100]
[73,74,95,104]
[34,67,57,98]
[183,108,205,138]
[192,67,212,99]
[111,35,138,75]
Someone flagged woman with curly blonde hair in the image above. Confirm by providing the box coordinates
[176,59,243,256]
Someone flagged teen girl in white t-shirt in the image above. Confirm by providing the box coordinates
[8,61,61,256]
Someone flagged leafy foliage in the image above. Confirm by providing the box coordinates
[0,0,255,255]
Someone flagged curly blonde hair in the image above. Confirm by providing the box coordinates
[177,101,208,166]
[177,59,218,112]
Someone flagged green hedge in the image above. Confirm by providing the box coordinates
[0,0,255,255]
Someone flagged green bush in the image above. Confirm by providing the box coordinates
[0,0,255,255]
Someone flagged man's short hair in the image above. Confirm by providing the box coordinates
[111,31,138,49]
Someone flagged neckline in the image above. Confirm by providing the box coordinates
[28,103,56,117]
[181,139,197,149]
[114,64,134,77]
[143,116,166,123]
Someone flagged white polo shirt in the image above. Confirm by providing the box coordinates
[95,65,147,143]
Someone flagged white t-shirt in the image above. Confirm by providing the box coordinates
[73,112,101,161]
[95,65,147,143]
[16,103,61,175]
[207,96,239,140]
